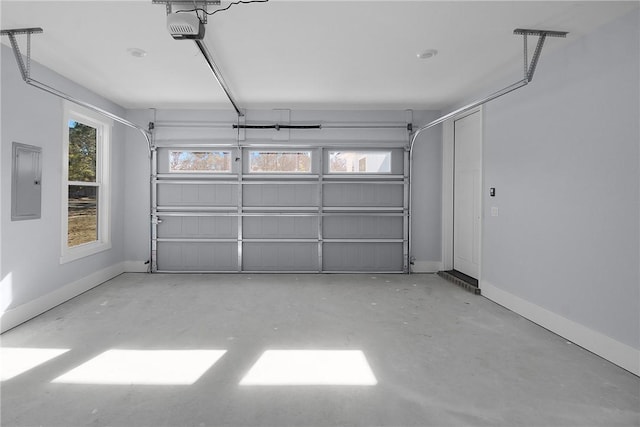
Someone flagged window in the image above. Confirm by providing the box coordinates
[328,151,391,173]
[249,151,311,173]
[169,150,231,173]
[61,103,111,263]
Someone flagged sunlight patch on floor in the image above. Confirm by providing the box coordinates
[1,347,70,381]
[240,350,377,386]
[52,349,226,385]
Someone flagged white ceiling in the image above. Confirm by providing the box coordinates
[1,1,637,111]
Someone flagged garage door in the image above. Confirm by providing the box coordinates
[151,144,408,273]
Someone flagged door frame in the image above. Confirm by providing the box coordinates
[441,107,483,285]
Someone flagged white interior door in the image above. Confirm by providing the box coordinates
[453,111,481,278]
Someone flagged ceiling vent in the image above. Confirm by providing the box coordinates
[167,13,204,40]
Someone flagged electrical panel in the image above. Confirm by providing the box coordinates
[11,142,42,221]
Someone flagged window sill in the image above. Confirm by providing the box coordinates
[60,241,112,264]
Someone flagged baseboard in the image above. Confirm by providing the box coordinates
[0,262,125,333]
[411,261,442,273]
[481,280,640,377]
[123,260,150,273]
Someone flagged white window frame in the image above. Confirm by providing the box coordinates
[60,102,112,263]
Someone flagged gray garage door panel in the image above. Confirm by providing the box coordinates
[243,184,318,207]
[157,242,237,271]
[158,184,237,207]
[323,183,403,207]
[158,216,237,239]
[323,243,404,272]
[243,243,318,271]
[243,216,317,239]
[323,216,403,239]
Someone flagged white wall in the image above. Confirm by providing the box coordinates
[1,45,128,331]
[478,10,639,374]
[123,108,443,271]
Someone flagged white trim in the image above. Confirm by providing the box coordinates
[61,101,113,264]
[482,280,640,377]
[441,120,454,271]
[411,261,442,273]
[0,263,125,334]
[123,260,150,273]
[442,106,483,281]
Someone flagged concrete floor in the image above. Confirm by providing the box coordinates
[1,273,638,427]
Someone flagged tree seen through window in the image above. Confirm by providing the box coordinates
[68,121,98,247]
[249,151,311,173]
[169,151,231,172]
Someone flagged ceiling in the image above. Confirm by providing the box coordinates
[1,1,637,111]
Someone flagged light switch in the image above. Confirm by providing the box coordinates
[491,207,499,217]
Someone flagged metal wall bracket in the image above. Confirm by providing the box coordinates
[406,27,568,272]
[1,27,153,152]
[515,28,568,82]
[0,27,43,81]
[3,26,157,271]
[152,0,221,23]
[408,27,569,147]
[0,27,43,36]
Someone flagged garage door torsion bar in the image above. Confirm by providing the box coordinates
[232,124,410,130]
[155,121,409,130]
[233,124,321,130]
[407,28,567,273]
[1,27,153,153]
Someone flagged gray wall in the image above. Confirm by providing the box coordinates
[410,111,443,269]
[481,10,639,350]
[123,108,442,270]
[1,45,127,315]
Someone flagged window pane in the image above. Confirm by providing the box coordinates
[329,151,391,173]
[169,151,231,173]
[68,121,97,182]
[249,151,311,173]
[68,185,98,247]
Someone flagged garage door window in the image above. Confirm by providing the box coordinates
[249,151,311,173]
[329,151,391,173]
[169,151,231,173]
